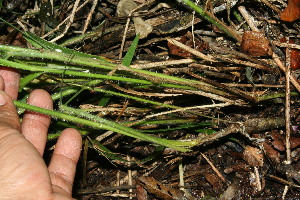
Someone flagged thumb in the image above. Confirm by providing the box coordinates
[0,90,21,134]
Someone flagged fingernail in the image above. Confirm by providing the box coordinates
[0,91,7,106]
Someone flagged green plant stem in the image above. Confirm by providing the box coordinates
[257,92,299,102]
[180,0,242,42]
[122,66,229,97]
[50,79,181,109]
[1,45,230,97]
[0,58,151,84]
[0,45,115,70]
[14,100,197,152]
[60,104,197,147]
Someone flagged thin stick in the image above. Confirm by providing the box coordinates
[42,0,91,39]
[282,185,289,199]
[191,0,200,48]
[285,37,291,165]
[50,0,81,42]
[144,103,232,120]
[116,171,120,194]
[272,53,300,92]
[200,152,226,183]
[238,6,259,32]
[82,0,98,34]
[273,41,300,50]
[224,83,285,88]
[267,174,300,188]
[254,167,262,191]
[178,158,185,190]
[119,17,131,59]
[130,59,195,69]
[167,38,215,62]
[166,89,238,103]
[127,156,133,199]
[260,0,282,14]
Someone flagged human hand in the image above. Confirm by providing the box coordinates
[0,68,82,200]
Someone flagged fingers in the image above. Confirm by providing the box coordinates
[0,89,21,134]
[21,89,53,155]
[0,73,20,132]
[0,67,20,100]
[48,128,82,195]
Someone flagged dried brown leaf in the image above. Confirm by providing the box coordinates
[137,176,184,200]
[243,146,264,167]
[263,142,280,164]
[241,31,272,57]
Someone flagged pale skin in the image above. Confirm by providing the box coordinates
[0,67,82,200]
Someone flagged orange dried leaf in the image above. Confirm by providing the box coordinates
[241,31,272,57]
[280,0,300,22]
[280,38,300,70]
[290,49,300,69]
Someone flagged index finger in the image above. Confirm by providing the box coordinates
[0,67,20,100]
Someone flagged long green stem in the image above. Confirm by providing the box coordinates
[1,45,229,97]
[14,100,197,152]
[0,45,115,70]
[0,58,151,84]
[61,105,197,146]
